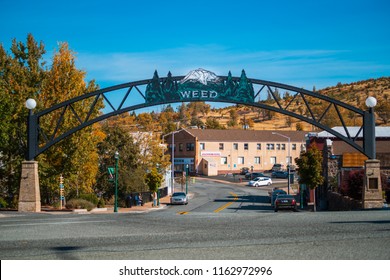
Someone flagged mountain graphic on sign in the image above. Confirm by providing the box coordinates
[180,68,221,85]
[144,69,254,104]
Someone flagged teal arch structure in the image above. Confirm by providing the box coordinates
[26,69,376,161]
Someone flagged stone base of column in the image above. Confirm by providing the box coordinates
[362,160,383,209]
[18,161,41,212]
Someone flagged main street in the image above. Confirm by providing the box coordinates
[1,178,389,259]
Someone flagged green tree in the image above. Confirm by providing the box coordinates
[295,145,324,211]
[205,117,224,129]
[96,123,143,201]
[0,34,46,206]
[227,108,238,127]
[376,101,390,124]
[0,35,103,206]
[177,102,190,126]
[296,122,303,131]
[190,115,204,127]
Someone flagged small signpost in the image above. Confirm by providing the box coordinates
[59,174,64,209]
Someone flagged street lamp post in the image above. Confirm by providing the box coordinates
[162,131,180,194]
[172,132,175,194]
[365,96,377,159]
[25,98,37,161]
[114,151,119,213]
[272,132,291,194]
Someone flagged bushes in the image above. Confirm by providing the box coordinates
[79,193,99,205]
[65,199,95,211]
[97,198,105,208]
[65,193,106,210]
[0,197,8,208]
[341,170,389,202]
[341,170,364,200]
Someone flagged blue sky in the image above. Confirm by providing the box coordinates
[2,0,389,92]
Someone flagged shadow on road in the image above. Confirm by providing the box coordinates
[51,246,83,260]
[214,194,274,211]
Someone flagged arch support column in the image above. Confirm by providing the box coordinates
[363,159,383,209]
[18,161,41,212]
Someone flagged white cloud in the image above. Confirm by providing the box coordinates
[76,45,388,90]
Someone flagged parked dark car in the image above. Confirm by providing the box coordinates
[274,194,297,212]
[245,172,266,180]
[240,167,250,175]
[270,188,287,206]
[271,171,289,178]
[271,163,283,172]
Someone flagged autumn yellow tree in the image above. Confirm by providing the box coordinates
[37,42,102,203]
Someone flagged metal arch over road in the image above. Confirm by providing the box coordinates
[26,68,376,161]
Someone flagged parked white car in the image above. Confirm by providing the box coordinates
[170,192,188,205]
[248,177,272,187]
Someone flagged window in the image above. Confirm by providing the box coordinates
[281,144,286,150]
[257,143,261,150]
[221,157,228,165]
[276,144,281,150]
[219,143,224,150]
[233,143,238,150]
[270,157,277,164]
[267,143,275,150]
[169,144,176,151]
[200,143,205,150]
[254,157,261,164]
[238,157,245,164]
[244,143,249,150]
[292,144,297,150]
[186,143,194,151]
[179,143,183,152]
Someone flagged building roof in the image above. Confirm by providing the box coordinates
[185,128,307,142]
[316,126,390,138]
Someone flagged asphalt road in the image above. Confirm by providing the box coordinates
[1,178,389,260]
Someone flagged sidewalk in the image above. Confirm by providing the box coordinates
[38,195,172,214]
[100,194,172,214]
[98,192,195,214]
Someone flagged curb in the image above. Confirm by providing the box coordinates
[90,208,108,213]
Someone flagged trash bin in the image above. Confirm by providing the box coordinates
[125,195,132,208]
[289,173,294,184]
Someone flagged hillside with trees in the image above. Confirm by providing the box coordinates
[137,77,390,134]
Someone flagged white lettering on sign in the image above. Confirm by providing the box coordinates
[201,151,221,157]
[179,90,218,99]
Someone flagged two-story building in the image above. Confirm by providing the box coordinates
[164,128,307,176]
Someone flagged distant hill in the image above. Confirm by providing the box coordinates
[201,77,390,131]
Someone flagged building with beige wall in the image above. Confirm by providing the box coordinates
[164,129,307,176]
